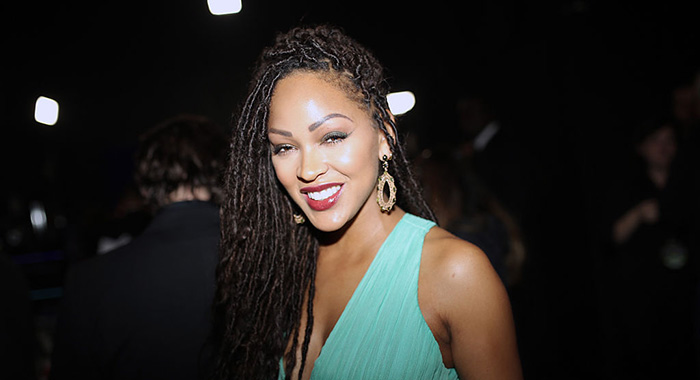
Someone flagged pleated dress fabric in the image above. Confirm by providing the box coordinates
[279,213,460,380]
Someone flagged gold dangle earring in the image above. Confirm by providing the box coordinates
[293,213,306,225]
[376,155,397,212]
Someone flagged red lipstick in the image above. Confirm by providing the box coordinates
[301,183,343,211]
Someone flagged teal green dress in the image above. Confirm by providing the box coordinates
[279,213,460,380]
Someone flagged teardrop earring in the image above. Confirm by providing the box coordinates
[376,155,397,212]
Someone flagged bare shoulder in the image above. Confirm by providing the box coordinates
[422,226,501,290]
[421,226,523,379]
[421,226,512,338]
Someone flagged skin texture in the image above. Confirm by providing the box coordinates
[167,186,211,203]
[268,71,522,380]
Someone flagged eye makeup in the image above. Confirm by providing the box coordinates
[322,131,349,144]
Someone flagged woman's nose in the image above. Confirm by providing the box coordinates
[297,148,327,182]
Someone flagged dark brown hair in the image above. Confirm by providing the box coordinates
[134,114,228,211]
[215,25,435,380]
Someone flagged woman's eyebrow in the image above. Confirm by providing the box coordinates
[308,113,352,132]
[269,128,292,137]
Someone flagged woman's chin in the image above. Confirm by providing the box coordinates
[305,212,350,233]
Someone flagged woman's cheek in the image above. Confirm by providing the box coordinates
[272,159,294,187]
[336,143,357,167]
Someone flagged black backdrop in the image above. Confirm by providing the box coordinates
[3,1,700,378]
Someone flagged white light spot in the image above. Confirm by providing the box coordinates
[29,201,47,234]
[387,91,416,115]
[34,96,59,126]
[207,0,242,15]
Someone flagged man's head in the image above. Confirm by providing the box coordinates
[134,114,228,211]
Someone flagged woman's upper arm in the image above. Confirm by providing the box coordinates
[434,238,523,380]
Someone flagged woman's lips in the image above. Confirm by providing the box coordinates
[301,183,343,211]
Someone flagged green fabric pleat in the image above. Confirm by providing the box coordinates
[280,213,459,380]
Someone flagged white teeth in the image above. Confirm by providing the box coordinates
[307,185,341,201]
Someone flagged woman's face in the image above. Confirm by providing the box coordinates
[267,71,391,232]
[639,125,677,169]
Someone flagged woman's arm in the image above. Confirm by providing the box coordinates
[612,198,659,244]
[429,234,523,380]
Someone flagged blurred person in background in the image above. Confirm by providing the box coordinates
[50,114,228,380]
[94,183,151,255]
[598,115,697,379]
[452,93,543,233]
[671,71,700,223]
[413,146,526,288]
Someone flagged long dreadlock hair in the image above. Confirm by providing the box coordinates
[214,25,435,380]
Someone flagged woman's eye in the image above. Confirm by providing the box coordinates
[272,144,294,155]
[322,131,348,144]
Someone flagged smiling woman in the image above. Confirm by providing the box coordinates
[214,25,522,380]
[267,72,391,231]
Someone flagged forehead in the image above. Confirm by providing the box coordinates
[270,71,366,114]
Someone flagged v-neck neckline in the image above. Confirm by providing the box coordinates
[311,213,408,370]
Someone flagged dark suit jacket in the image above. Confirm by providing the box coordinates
[50,201,220,380]
[0,253,36,380]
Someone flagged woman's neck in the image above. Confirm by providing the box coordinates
[168,186,211,203]
[316,207,405,260]
[648,166,669,189]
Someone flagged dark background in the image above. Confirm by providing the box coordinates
[2,0,700,378]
